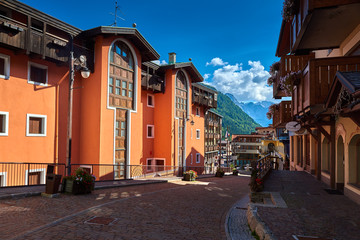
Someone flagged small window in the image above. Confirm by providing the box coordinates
[28,62,47,85]
[121,121,126,137]
[0,111,9,136]
[26,114,46,136]
[196,153,201,163]
[0,53,10,80]
[147,125,154,138]
[147,94,154,107]
[115,120,120,136]
[196,129,200,139]
[196,107,200,116]
[190,153,193,164]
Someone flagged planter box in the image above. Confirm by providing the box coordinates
[215,171,224,177]
[64,179,93,194]
[183,173,195,181]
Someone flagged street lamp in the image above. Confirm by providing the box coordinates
[66,36,91,175]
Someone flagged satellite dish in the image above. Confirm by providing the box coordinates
[285,121,301,132]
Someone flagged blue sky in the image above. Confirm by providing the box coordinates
[21,0,284,102]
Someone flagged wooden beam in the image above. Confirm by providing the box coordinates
[317,131,321,181]
[26,16,31,55]
[42,23,46,59]
[316,124,331,141]
[350,112,360,127]
[304,126,318,141]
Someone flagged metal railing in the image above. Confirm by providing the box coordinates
[0,163,235,188]
[0,162,66,187]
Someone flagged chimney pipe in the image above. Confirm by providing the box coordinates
[169,52,176,64]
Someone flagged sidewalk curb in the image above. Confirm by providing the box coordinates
[247,204,277,240]
[0,178,183,200]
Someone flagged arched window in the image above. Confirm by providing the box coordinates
[109,41,134,109]
[175,71,187,118]
[349,134,360,185]
[322,138,330,172]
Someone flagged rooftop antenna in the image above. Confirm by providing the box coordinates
[110,0,125,26]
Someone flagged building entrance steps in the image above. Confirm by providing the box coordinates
[248,171,360,240]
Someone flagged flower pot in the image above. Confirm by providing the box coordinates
[215,172,224,177]
[183,173,195,181]
[64,179,92,194]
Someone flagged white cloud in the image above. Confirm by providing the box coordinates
[205,60,272,102]
[206,57,228,67]
[203,73,211,80]
[152,60,167,65]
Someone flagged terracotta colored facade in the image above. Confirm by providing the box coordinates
[0,1,219,186]
[272,0,360,204]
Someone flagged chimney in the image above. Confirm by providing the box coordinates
[168,52,176,64]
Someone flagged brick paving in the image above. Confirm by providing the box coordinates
[0,176,251,240]
[256,171,360,240]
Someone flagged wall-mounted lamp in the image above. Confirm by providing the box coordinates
[187,115,195,125]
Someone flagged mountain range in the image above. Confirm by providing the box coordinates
[225,93,273,127]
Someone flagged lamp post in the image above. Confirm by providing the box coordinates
[66,36,91,176]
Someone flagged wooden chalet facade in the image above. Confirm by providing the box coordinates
[0,0,221,186]
[273,0,360,203]
[204,109,222,170]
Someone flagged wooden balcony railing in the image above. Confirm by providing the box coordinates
[0,15,92,66]
[292,56,360,116]
[272,101,292,128]
[273,54,314,99]
[192,93,217,108]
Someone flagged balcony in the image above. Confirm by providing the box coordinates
[192,83,218,109]
[0,15,92,66]
[273,101,292,128]
[273,54,314,99]
[292,55,360,116]
[287,0,360,54]
[141,62,164,93]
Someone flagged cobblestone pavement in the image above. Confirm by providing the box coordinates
[0,176,251,240]
[257,171,360,240]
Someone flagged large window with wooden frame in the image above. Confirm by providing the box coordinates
[26,114,46,137]
[109,41,134,109]
[28,62,47,86]
[175,71,187,118]
[0,111,9,136]
[0,53,10,80]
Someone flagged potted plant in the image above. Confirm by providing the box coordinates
[232,168,239,176]
[282,0,298,22]
[215,168,225,177]
[183,170,198,181]
[279,70,302,95]
[63,168,96,194]
[249,168,264,192]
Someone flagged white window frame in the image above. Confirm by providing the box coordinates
[147,94,155,108]
[28,62,48,86]
[0,53,10,80]
[147,124,154,138]
[26,114,47,137]
[0,172,7,187]
[196,107,200,116]
[25,168,46,185]
[0,111,9,136]
[196,129,200,139]
[196,153,201,163]
[79,165,93,174]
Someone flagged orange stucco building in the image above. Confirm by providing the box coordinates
[0,0,219,186]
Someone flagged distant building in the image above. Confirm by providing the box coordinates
[204,109,222,170]
[231,134,264,165]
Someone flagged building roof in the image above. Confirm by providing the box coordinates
[326,71,360,108]
[232,134,267,141]
[81,26,160,62]
[207,109,223,118]
[192,82,217,93]
[158,62,203,82]
[2,0,81,36]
